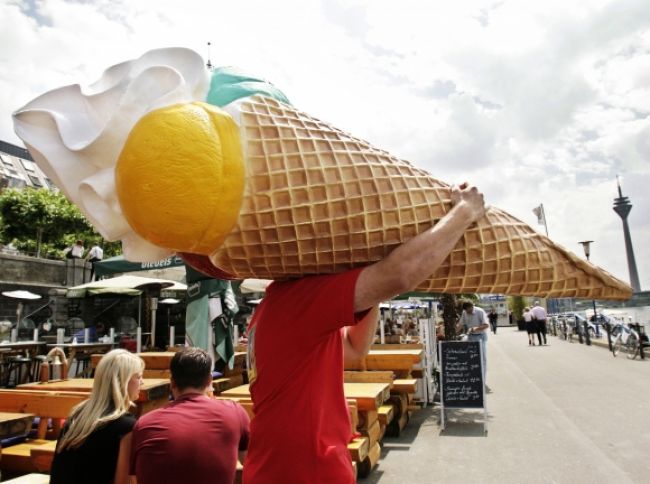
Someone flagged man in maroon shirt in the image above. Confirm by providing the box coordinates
[130,348,249,484]
[245,183,485,483]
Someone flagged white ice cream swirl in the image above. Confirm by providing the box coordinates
[13,47,210,261]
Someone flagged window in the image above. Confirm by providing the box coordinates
[21,159,36,172]
[28,175,43,187]
[1,156,14,168]
[7,176,26,188]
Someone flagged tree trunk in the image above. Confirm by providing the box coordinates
[440,293,458,340]
[35,227,43,258]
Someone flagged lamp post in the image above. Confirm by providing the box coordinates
[579,241,598,346]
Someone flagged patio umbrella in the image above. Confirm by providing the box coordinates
[66,275,186,298]
[66,275,187,351]
[2,290,42,328]
[240,279,272,294]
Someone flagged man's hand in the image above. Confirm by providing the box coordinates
[354,182,486,313]
[450,182,486,224]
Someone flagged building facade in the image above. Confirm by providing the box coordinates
[0,140,53,190]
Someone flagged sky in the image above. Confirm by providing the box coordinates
[1,0,649,291]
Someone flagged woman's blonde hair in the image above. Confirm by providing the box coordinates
[57,349,144,451]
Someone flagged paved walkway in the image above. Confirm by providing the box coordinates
[364,326,650,483]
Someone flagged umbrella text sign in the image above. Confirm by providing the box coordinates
[94,255,185,278]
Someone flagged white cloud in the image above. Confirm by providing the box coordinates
[1,0,649,291]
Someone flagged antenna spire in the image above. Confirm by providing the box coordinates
[206,41,213,71]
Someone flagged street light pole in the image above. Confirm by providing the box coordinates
[579,241,598,346]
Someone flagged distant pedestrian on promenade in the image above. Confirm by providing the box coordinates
[531,300,548,345]
[523,307,537,346]
[458,301,489,380]
[488,308,498,334]
[85,243,104,281]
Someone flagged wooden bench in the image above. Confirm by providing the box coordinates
[0,390,88,474]
[29,440,57,473]
[17,378,171,417]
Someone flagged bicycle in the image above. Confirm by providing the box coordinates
[611,323,642,359]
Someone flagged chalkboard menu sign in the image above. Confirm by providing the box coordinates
[439,340,484,409]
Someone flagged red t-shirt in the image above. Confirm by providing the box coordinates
[244,268,364,484]
[130,394,250,484]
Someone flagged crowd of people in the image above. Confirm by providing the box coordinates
[50,348,250,484]
[49,181,486,483]
[63,240,104,280]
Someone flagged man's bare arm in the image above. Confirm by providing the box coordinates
[354,184,485,313]
[343,306,379,364]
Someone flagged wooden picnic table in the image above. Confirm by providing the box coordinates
[0,411,35,439]
[345,349,423,371]
[92,350,247,373]
[0,341,46,356]
[16,378,170,415]
[221,382,390,411]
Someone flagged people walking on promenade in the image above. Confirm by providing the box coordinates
[531,300,548,345]
[523,307,537,346]
[488,308,498,334]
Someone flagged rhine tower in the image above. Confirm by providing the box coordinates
[612,176,641,292]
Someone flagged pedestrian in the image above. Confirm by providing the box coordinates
[50,349,144,484]
[531,300,548,345]
[488,308,498,334]
[457,301,490,380]
[243,182,485,483]
[523,307,537,345]
[85,243,104,281]
[70,240,85,258]
[130,347,250,484]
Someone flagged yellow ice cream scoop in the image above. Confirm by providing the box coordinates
[115,102,245,255]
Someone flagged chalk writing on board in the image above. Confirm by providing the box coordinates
[440,341,484,409]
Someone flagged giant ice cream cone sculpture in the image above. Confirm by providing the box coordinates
[13,48,632,300]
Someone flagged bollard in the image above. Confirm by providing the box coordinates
[584,321,591,346]
[577,320,584,344]
[631,323,646,360]
[39,359,50,383]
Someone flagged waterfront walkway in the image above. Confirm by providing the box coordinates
[366,326,650,483]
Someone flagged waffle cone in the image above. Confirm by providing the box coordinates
[206,96,630,300]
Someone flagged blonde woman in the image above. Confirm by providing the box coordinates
[50,349,144,484]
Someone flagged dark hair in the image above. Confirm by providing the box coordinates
[170,348,212,390]
[461,301,474,310]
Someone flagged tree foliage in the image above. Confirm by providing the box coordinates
[509,295,526,322]
[0,188,120,258]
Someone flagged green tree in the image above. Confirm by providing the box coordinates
[509,295,526,323]
[0,187,119,258]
